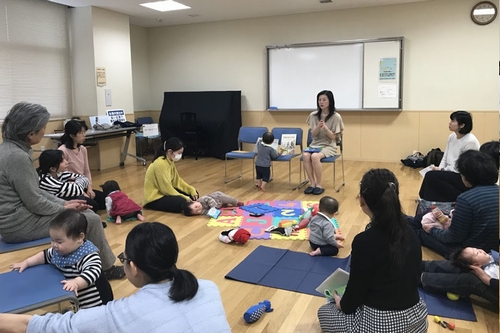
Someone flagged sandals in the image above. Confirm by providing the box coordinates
[304,186,325,195]
[304,186,315,194]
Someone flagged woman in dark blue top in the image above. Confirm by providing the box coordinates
[318,168,428,333]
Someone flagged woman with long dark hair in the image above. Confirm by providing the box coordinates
[0,222,231,332]
[318,168,428,332]
[303,90,344,195]
[143,137,198,213]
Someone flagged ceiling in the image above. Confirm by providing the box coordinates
[48,0,433,28]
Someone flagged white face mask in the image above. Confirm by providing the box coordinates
[172,153,182,162]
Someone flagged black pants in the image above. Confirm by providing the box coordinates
[255,165,271,182]
[66,196,99,213]
[421,260,499,307]
[144,196,187,213]
[93,189,106,210]
[407,214,460,260]
[309,241,339,256]
[418,170,467,202]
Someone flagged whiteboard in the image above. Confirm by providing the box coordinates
[267,38,403,110]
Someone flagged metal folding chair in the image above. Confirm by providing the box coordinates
[270,127,303,187]
[224,126,268,183]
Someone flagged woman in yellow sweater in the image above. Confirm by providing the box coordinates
[143,137,199,213]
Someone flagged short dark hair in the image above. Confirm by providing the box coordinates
[125,222,199,302]
[480,140,500,170]
[37,150,64,176]
[450,111,473,134]
[181,201,196,216]
[262,132,274,145]
[100,180,121,197]
[318,196,339,215]
[450,248,472,272]
[61,120,87,149]
[153,137,184,162]
[456,150,498,186]
[49,209,87,239]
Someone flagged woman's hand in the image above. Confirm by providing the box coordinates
[422,223,433,233]
[333,290,342,310]
[87,188,96,199]
[319,120,326,129]
[469,265,491,286]
[64,200,91,211]
[432,166,441,171]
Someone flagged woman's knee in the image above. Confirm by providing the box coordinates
[311,153,323,163]
[81,210,102,232]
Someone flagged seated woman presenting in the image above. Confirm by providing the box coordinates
[303,90,344,195]
[419,111,479,202]
[0,222,231,333]
[143,138,199,213]
[317,169,428,333]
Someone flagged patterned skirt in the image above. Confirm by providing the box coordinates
[317,298,428,333]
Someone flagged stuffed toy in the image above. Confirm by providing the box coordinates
[219,228,251,244]
[243,300,273,324]
[294,204,318,231]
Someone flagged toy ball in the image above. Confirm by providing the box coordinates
[446,292,460,301]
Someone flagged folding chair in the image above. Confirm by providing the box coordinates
[270,127,303,187]
[0,236,51,254]
[295,129,345,192]
[225,126,268,184]
[0,265,79,313]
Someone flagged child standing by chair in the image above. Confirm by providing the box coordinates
[101,180,144,224]
[255,132,280,191]
[11,210,113,309]
[309,196,344,256]
[182,191,244,216]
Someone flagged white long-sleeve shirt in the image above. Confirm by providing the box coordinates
[27,279,231,333]
[439,133,480,172]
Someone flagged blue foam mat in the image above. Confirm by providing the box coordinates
[225,245,476,321]
[0,236,51,253]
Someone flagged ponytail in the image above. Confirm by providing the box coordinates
[153,137,184,162]
[169,267,199,302]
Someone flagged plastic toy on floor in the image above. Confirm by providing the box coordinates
[293,205,318,231]
[219,229,251,244]
[265,225,293,236]
[243,300,273,323]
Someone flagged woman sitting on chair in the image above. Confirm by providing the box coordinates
[303,90,344,195]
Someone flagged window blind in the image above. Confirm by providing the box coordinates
[0,0,71,120]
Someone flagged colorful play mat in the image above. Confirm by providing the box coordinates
[207,200,340,240]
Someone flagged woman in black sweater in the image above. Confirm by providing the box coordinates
[318,168,428,333]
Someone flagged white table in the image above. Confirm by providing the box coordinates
[45,127,147,168]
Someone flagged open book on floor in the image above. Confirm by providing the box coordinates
[316,267,350,298]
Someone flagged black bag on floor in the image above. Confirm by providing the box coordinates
[425,148,444,167]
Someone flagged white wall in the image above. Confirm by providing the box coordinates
[136,0,498,112]
[69,7,96,116]
[92,7,134,115]
[130,25,152,111]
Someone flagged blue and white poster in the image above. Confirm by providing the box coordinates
[379,58,397,81]
[106,109,126,123]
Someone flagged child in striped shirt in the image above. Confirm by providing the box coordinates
[37,149,98,212]
[11,210,113,309]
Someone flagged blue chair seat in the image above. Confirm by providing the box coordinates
[275,153,300,162]
[0,236,51,254]
[0,265,79,313]
[226,151,257,159]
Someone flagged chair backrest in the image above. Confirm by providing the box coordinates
[136,117,154,125]
[306,128,343,152]
[271,127,303,151]
[238,126,268,144]
[180,112,199,132]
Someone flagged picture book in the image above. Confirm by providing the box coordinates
[253,137,279,152]
[280,134,297,155]
[316,267,349,298]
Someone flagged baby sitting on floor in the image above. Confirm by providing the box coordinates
[182,191,244,216]
[309,196,344,257]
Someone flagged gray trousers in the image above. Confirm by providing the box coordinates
[2,210,116,270]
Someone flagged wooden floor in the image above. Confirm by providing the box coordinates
[1,156,498,332]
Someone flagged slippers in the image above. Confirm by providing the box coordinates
[304,186,315,194]
[313,187,325,195]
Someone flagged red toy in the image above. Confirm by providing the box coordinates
[294,205,318,231]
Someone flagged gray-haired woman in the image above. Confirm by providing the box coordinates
[0,102,124,280]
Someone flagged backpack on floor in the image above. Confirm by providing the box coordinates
[401,151,426,169]
[425,148,444,167]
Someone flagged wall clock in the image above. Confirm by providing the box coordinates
[471,1,497,25]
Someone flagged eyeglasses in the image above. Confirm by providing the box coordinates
[117,252,132,264]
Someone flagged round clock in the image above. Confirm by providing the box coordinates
[471,1,497,25]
